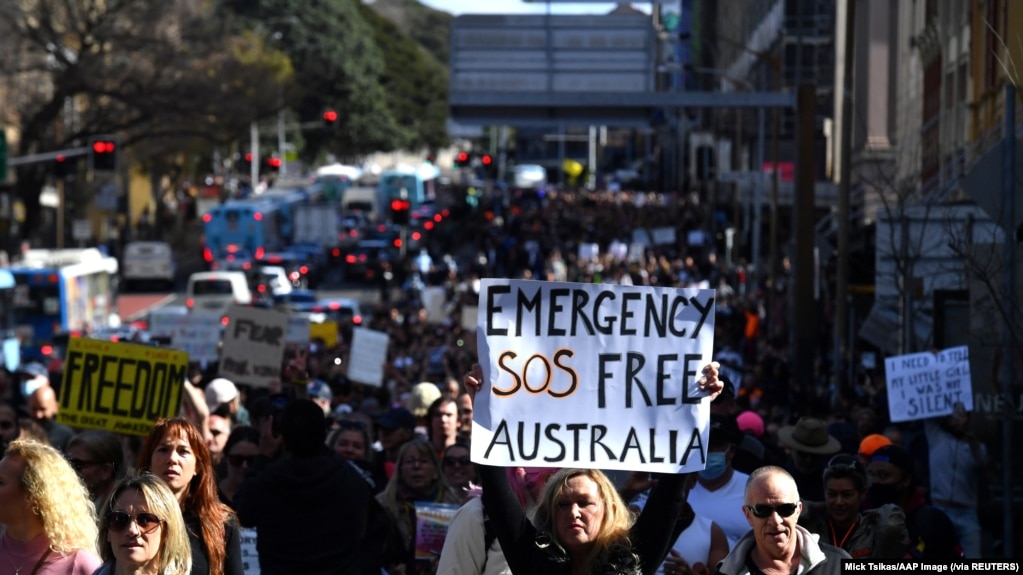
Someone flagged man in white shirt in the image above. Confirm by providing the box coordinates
[687,414,751,549]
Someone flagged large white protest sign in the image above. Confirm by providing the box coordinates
[473,279,716,473]
[423,287,448,325]
[347,327,390,387]
[147,313,221,362]
[884,346,972,423]
[218,306,288,388]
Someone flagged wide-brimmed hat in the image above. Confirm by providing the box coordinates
[777,417,841,455]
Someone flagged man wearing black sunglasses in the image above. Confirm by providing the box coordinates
[715,466,849,575]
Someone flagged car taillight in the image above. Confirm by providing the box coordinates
[353,315,362,325]
[186,298,194,308]
[332,248,341,257]
[289,271,300,281]
[221,316,230,326]
[258,285,266,293]
[40,345,53,356]
[300,265,308,274]
[255,247,265,260]
[345,255,356,264]
[203,248,213,262]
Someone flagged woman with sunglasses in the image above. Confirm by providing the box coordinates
[0,439,102,574]
[93,472,191,575]
[216,426,260,509]
[465,362,724,575]
[376,437,464,574]
[66,430,126,510]
[798,454,909,559]
[440,441,478,496]
[136,418,243,575]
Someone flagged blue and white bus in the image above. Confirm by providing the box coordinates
[9,248,119,359]
[0,269,19,371]
[377,164,440,216]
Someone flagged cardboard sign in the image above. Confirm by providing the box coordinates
[239,527,260,575]
[423,287,447,325]
[347,327,389,387]
[473,279,716,473]
[285,315,311,346]
[414,502,460,573]
[218,306,288,388]
[147,313,221,363]
[57,338,187,436]
[884,346,973,423]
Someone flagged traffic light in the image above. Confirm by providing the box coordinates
[54,154,76,178]
[89,137,119,172]
[240,152,253,171]
[454,151,470,168]
[322,109,338,129]
[390,198,410,225]
[481,154,496,178]
[264,156,282,173]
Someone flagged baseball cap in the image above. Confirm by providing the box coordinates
[307,379,333,403]
[859,433,893,458]
[376,407,415,430]
[205,378,239,413]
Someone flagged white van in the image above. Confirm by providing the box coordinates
[122,241,176,290]
[185,271,252,316]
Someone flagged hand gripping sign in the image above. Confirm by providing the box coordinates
[472,279,716,474]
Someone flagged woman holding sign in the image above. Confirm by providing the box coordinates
[136,418,243,575]
[465,361,723,575]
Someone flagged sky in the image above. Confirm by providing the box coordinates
[417,0,650,16]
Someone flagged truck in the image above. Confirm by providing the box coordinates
[293,204,341,251]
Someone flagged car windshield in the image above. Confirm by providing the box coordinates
[192,280,234,295]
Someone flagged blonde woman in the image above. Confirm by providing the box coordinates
[0,439,103,574]
[93,472,191,575]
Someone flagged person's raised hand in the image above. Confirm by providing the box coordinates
[463,363,483,407]
[698,361,722,401]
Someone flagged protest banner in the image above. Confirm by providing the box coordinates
[473,279,716,473]
[147,313,221,363]
[884,345,973,423]
[58,337,187,436]
[414,502,460,573]
[347,327,389,386]
[239,527,260,575]
[218,306,288,388]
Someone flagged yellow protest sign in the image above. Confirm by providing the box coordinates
[310,320,339,348]
[57,337,188,436]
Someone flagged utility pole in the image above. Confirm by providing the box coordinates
[834,0,856,394]
[794,84,817,396]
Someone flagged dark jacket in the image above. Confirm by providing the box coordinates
[184,512,243,575]
[478,464,689,575]
[714,526,850,575]
[234,447,373,575]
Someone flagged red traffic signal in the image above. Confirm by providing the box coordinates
[244,152,253,163]
[481,154,493,166]
[323,109,339,127]
[455,151,470,168]
[390,198,411,225]
[89,138,119,172]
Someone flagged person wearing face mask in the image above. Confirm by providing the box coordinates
[865,445,962,560]
[687,414,752,549]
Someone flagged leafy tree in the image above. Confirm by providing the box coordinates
[359,3,450,153]
[0,0,288,240]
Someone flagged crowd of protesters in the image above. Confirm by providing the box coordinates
[0,187,992,573]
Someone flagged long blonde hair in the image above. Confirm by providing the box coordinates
[531,468,636,571]
[4,439,99,556]
[98,472,192,575]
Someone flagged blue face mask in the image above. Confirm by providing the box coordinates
[699,451,728,480]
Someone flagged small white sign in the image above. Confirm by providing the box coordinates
[147,313,221,363]
[347,327,390,387]
[651,226,677,246]
[884,346,972,423]
[285,315,310,345]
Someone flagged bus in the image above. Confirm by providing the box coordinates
[202,186,321,266]
[0,270,19,371]
[314,163,361,203]
[377,164,440,217]
[9,248,119,359]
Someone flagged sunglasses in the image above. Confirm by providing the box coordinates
[442,456,471,467]
[228,454,257,467]
[108,511,164,534]
[68,458,103,472]
[746,503,799,518]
